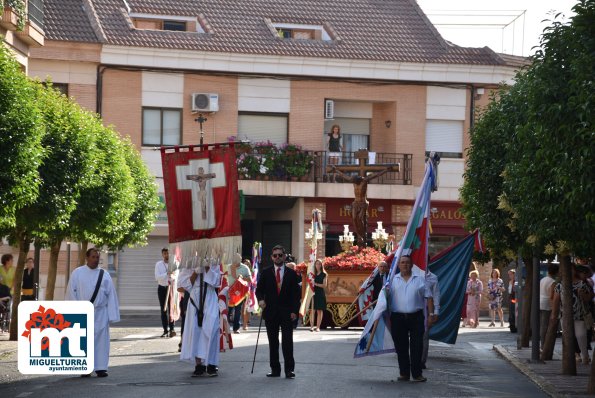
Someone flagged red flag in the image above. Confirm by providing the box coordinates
[228,278,250,307]
[161,145,242,266]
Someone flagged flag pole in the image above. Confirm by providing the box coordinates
[365,319,380,353]
[339,299,378,327]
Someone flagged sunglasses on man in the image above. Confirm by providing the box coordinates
[272,253,284,258]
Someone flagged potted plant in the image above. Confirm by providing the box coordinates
[236,152,260,179]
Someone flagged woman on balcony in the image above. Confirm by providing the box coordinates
[326,124,343,182]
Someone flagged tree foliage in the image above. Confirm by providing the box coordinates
[460,87,527,261]
[0,41,45,231]
[69,125,136,248]
[501,0,594,257]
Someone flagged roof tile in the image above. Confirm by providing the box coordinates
[42,0,516,66]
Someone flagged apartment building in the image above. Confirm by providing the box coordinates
[27,0,524,308]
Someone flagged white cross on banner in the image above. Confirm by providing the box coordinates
[175,159,226,230]
[161,146,242,268]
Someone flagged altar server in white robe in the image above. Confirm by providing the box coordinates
[66,247,120,377]
[179,263,221,377]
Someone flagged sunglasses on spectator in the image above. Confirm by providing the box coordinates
[272,253,284,258]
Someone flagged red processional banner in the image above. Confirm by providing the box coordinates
[160,145,242,268]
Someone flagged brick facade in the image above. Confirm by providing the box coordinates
[101,69,142,147]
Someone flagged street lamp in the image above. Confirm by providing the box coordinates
[339,224,355,253]
[371,221,388,252]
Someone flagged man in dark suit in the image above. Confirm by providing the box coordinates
[256,245,301,379]
[371,261,389,302]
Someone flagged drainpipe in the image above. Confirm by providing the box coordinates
[96,64,107,116]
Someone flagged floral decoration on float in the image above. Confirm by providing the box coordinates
[296,246,386,273]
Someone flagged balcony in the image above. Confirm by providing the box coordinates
[15,0,44,46]
[236,147,412,185]
[1,6,19,30]
[2,1,44,46]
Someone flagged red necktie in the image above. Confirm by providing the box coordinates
[276,267,281,294]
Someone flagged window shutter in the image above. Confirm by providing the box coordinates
[238,114,288,145]
[425,120,463,154]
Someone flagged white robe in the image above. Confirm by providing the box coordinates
[179,267,221,365]
[66,265,120,371]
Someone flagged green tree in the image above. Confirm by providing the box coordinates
[32,84,97,301]
[461,82,533,347]
[6,82,99,339]
[463,2,595,373]
[0,42,45,340]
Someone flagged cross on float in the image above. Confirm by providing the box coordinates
[328,150,399,247]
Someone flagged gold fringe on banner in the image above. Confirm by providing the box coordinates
[170,235,242,270]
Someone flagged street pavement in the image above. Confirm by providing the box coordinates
[1,315,550,397]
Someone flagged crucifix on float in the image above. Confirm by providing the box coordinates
[328,150,399,248]
[176,159,226,230]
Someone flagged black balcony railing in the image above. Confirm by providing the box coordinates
[312,151,412,185]
[28,0,43,28]
[237,148,412,185]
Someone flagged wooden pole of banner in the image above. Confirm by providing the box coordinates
[338,299,378,327]
[365,319,380,353]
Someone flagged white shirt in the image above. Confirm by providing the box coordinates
[390,272,431,313]
[539,276,555,310]
[155,260,170,287]
[425,271,441,315]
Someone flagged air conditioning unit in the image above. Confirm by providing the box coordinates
[191,93,219,112]
[324,99,334,119]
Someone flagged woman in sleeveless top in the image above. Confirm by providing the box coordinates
[326,125,342,182]
[310,260,327,332]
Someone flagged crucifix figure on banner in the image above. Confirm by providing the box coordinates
[176,159,226,230]
[328,150,399,248]
[187,167,216,220]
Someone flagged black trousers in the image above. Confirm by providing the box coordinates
[390,310,424,378]
[180,291,189,335]
[157,285,174,333]
[265,312,295,374]
[509,302,517,332]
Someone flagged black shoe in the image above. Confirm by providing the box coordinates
[80,373,92,378]
[161,331,169,338]
[206,365,218,377]
[397,375,410,381]
[285,371,295,379]
[412,376,427,382]
[266,371,281,377]
[192,365,206,377]
[96,370,108,378]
